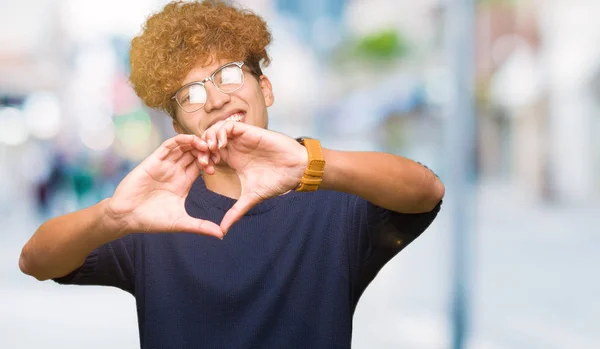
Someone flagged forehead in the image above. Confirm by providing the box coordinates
[181,57,235,86]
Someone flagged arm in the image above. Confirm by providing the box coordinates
[19,134,222,282]
[19,199,125,281]
[333,151,443,298]
[319,149,444,214]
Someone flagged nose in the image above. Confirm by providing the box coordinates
[203,81,230,113]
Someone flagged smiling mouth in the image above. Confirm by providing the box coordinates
[225,112,245,123]
[207,111,246,129]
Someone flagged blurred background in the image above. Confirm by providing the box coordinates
[1,0,599,348]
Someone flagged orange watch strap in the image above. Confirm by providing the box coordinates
[295,138,326,192]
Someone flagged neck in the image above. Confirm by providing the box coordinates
[203,164,241,200]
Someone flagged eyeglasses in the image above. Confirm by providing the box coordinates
[171,61,246,113]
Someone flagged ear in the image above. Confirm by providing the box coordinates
[259,75,274,107]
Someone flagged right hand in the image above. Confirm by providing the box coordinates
[106,134,223,239]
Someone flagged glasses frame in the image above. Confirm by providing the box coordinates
[171,61,246,113]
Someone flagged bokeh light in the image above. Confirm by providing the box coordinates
[0,106,29,146]
[22,92,63,139]
[114,108,160,160]
[78,118,115,151]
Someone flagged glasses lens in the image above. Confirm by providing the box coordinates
[176,83,206,113]
[214,64,244,93]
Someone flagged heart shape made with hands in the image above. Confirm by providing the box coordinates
[107,125,307,240]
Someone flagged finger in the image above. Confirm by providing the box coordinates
[203,163,216,175]
[167,144,194,163]
[168,134,197,149]
[206,138,217,153]
[220,192,262,234]
[177,150,197,170]
[199,151,210,166]
[202,153,217,175]
[190,149,204,165]
[189,149,216,174]
[184,151,217,182]
[203,120,232,152]
[217,124,229,149]
[185,151,204,180]
[202,128,219,153]
[216,120,249,145]
[155,134,197,160]
[192,148,208,166]
[173,215,224,239]
[224,120,249,138]
[192,137,209,152]
[202,120,226,140]
[211,152,220,165]
[217,147,229,165]
[191,149,214,175]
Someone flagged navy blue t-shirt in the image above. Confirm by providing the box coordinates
[55,178,441,348]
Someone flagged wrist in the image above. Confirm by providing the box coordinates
[294,141,308,181]
[317,148,341,191]
[100,198,132,239]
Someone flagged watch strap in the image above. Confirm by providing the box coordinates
[295,138,325,192]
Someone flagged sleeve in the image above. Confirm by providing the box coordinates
[52,234,135,295]
[348,195,442,302]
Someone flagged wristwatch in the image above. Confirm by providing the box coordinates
[295,137,326,192]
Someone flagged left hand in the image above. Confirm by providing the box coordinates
[202,120,307,233]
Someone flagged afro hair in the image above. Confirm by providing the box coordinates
[129,0,272,117]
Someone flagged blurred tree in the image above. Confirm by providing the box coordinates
[331,28,411,71]
[354,29,408,61]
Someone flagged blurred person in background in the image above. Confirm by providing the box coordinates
[34,154,70,217]
[18,0,444,347]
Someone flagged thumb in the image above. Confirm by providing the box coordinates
[174,215,224,239]
[220,192,262,234]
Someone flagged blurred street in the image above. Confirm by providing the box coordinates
[2,179,598,349]
[2,0,600,348]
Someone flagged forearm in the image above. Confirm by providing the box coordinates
[319,149,444,213]
[19,199,126,281]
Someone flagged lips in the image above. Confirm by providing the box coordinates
[207,110,246,129]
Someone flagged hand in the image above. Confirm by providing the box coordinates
[106,134,223,239]
[202,121,307,233]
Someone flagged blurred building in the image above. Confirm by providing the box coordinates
[476,0,600,203]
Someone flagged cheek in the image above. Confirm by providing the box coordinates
[241,79,267,106]
[252,87,267,108]
[175,114,204,134]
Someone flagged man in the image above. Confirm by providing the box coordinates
[19,1,444,348]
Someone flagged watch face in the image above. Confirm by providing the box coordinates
[295,137,312,145]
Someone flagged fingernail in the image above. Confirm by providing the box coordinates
[207,140,214,149]
[201,154,209,164]
[217,140,222,149]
